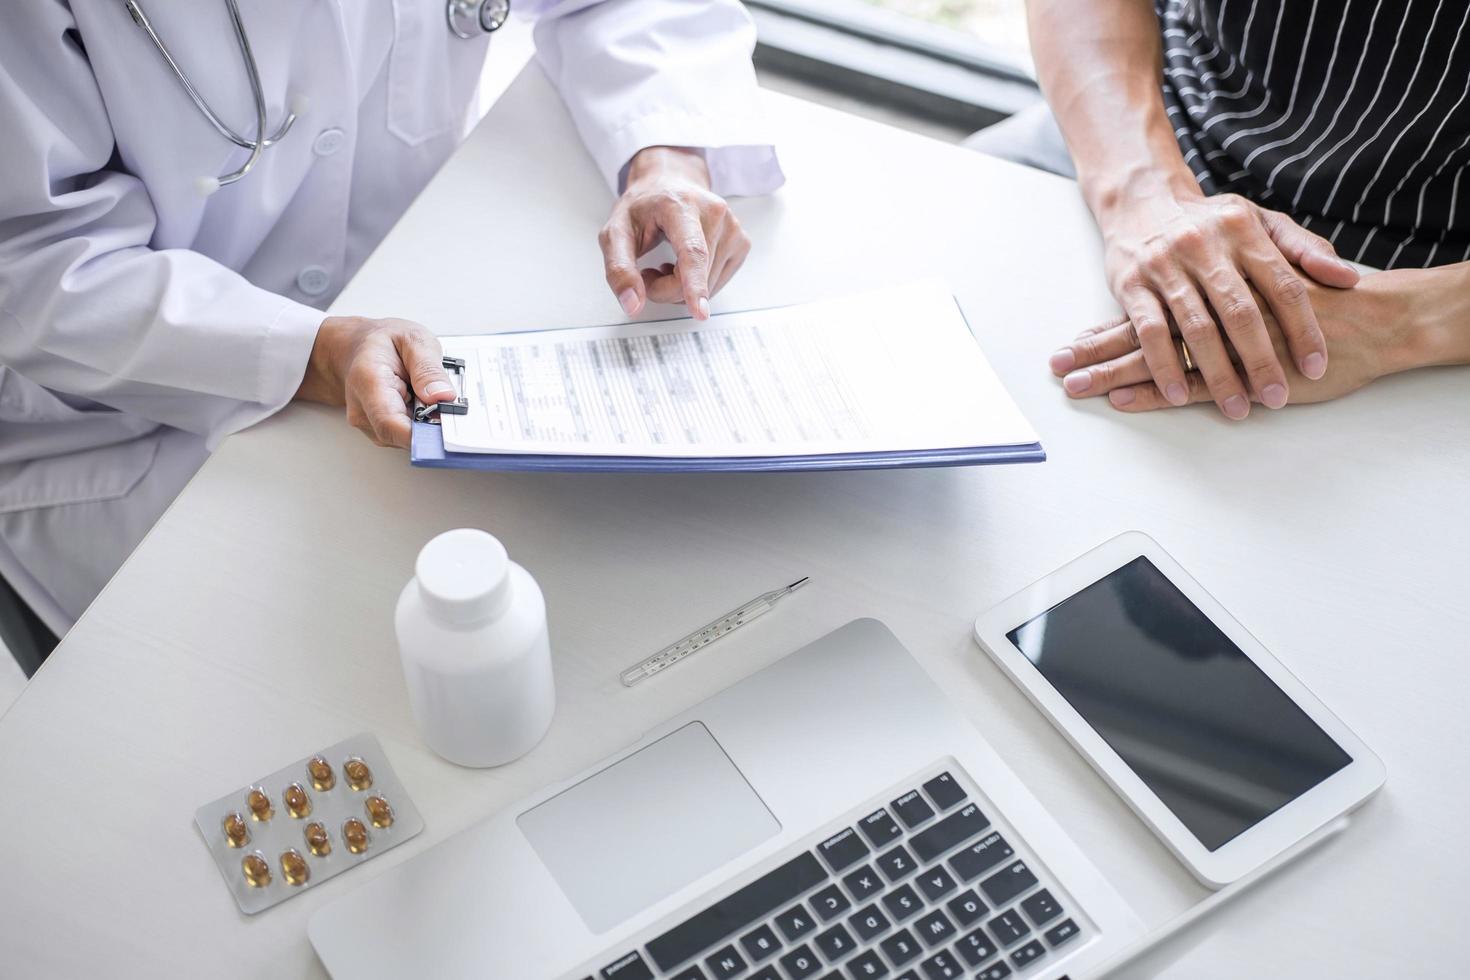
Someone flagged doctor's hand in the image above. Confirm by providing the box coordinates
[600,146,751,321]
[295,316,456,449]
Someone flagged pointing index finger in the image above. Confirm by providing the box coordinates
[661,200,712,319]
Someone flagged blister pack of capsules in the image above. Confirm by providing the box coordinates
[194,732,424,914]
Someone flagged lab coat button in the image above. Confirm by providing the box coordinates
[312,128,346,157]
[297,266,331,295]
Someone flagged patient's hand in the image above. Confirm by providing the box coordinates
[1051,267,1470,413]
[1088,190,1359,418]
[599,146,751,322]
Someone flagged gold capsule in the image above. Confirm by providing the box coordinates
[241,852,271,887]
[307,755,335,791]
[246,787,273,821]
[343,757,373,791]
[304,821,332,857]
[364,794,394,829]
[222,811,250,848]
[342,817,370,854]
[283,782,312,819]
[279,848,310,886]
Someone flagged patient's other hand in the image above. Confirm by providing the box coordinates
[1050,269,1454,412]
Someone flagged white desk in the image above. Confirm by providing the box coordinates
[1,65,1466,979]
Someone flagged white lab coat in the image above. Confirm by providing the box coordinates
[0,0,783,635]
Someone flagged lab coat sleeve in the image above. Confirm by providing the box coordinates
[0,0,323,447]
[526,0,785,197]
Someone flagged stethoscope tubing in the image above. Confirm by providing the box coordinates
[216,0,269,185]
[125,0,296,151]
[127,0,507,190]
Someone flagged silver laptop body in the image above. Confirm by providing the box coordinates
[309,619,1144,979]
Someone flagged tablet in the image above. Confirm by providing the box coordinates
[973,531,1384,887]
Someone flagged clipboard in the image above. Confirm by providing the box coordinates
[410,420,1045,473]
[408,286,1047,473]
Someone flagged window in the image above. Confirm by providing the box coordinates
[864,0,1028,57]
[748,0,1038,135]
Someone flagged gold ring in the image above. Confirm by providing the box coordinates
[1178,339,1197,372]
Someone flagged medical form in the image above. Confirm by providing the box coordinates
[439,281,1038,459]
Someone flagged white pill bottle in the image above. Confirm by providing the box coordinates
[396,528,555,768]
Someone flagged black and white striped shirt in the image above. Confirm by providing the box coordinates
[1158,0,1470,269]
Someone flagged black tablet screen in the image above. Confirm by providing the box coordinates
[1007,556,1350,850]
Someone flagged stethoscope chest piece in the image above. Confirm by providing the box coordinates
[447,0,511,38]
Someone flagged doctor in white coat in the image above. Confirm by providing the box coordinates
[0,0,784,654]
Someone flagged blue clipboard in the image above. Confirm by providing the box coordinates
[409,290,1046,473]
[411,421,1044,472]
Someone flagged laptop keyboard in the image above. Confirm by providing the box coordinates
[584,763,1090,980]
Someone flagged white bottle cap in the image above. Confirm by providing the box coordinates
[415,529,512,626]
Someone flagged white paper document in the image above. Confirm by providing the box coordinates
[440,282,1037,458]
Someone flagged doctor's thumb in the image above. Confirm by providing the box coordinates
[599,220,646,318]
[412,363,455,402]
[395,326,455,402]
[605,261,645,318]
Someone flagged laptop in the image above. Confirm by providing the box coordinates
[309,619,1145,979]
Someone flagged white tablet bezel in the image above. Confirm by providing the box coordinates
[973,531,1385,888]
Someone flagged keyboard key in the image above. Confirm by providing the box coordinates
[750,968,781,980]
[974,963,1012,980]
[1008,940,1046,969]
[846,950,890,979]
[671,967,708,980]
[858,809,904,849]
[601,951,654,980]
[1019,890,1062,927]
[849,904,891,942]
[815,923,857,962]
[910,803,990,863]
[921,772,967,811]
[948,833,1014,882]
[880,884,923,921]
[894,973,920,980]
[875,845,918,882]
[843,865,885,901]
[915,865,957,902]
[919,950,964,979]
[987,910,1030,947]
[775,903,819,942]
[740,923,781,962]
[811,884,853,921]
[955,926,999,967]
[913,908,957,947]
[879,928,922,966]
[819,827,873,873]
[891,791,935,829]
[705,944,747,980]
[647,852,828,972]
[1044,918,1081,949]
[980,862,1038,908]
[945,889,987,927]
[780,944,822,980]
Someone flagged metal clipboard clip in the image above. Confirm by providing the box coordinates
[413,356,470,424]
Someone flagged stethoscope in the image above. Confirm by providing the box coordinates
[125,0,512,195]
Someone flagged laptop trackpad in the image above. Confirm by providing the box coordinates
[517,721,780,933]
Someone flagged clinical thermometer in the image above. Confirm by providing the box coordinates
[619,577,810,687]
